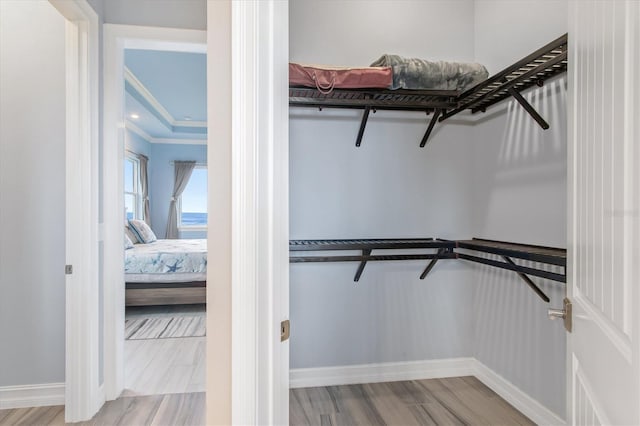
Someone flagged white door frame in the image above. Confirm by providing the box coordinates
[102,24,206,401]
[205,1,290,422]
[48,0,100,422]
[220,1,290,423]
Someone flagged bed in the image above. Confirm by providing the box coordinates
[124,239,207,306]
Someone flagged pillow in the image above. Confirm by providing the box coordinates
[125,225,140,244]
[124,234,135,250]
[128,219,157,244]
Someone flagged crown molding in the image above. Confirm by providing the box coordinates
[126,120,207,145]
[124,66,207,129]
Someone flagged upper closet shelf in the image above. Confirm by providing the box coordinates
[289,33,568,147]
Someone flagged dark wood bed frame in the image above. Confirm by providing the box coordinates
[125,281,206,306]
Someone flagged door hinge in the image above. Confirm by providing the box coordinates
[65,265,73,275]
[548,297,572,333]
[281,319,290,342]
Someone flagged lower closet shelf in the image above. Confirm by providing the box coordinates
[289,237,566,302]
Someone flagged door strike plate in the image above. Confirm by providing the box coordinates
[65,265,73,275]
[281,319,290,342]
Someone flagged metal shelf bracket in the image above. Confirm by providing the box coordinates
[506,87,550,130]
[420,247,446,279]
[355,106,371,147]
[420,109,441,147]
[501,255,551,302]
[354,249,372,281]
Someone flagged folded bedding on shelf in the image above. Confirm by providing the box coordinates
[289,63,392,92]
[370,54,489,91]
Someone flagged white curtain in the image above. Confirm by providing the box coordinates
[165,161,196,239]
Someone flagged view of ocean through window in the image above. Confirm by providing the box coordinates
[181,212,208,226]
[180,167,208,227]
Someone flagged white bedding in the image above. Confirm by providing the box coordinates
[124,239,207,283]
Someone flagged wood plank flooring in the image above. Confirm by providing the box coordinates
[290,376,534,426]
[124,337,205,396]
[0,393,205,426]
[123,304,206,396]
[0,376,533,425]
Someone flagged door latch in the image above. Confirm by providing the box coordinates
[281,320,290,342]
[65,265,73,275]
[548,297,572,333]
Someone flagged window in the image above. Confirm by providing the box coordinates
[179,166,207,228]
[124,155,143,221]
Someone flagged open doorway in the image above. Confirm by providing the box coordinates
[102,23,207,404]
[121,48,207,396]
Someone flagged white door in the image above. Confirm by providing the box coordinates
[568,1,640,424]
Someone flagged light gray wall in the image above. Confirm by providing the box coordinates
[103,0,206,30]
[471,0,568,418]
[0,0,66,386]
[289,0,477,369]
[86,0,104,17]
[290,0,476,67]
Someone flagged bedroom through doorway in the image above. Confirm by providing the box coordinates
[121,47,208,397]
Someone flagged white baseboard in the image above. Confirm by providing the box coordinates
[0,383,65,410]
[290,357,566,425]
[472,360,566,426]
[290,357,476,389]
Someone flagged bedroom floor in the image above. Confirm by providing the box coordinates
[123,304,206,396]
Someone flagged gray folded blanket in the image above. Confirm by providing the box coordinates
[371,54,489,92]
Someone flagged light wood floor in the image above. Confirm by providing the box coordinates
[0,393,204,426]
[0,376,532,425]
[291,376,534,426]
[124,337,205,396]
[124,304,206,396]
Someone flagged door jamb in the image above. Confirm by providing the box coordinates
[222,1,290,423]
[48,0,100,422]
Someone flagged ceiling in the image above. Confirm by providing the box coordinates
[124,49,207,144]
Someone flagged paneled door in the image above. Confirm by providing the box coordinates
[568,1,639,424]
